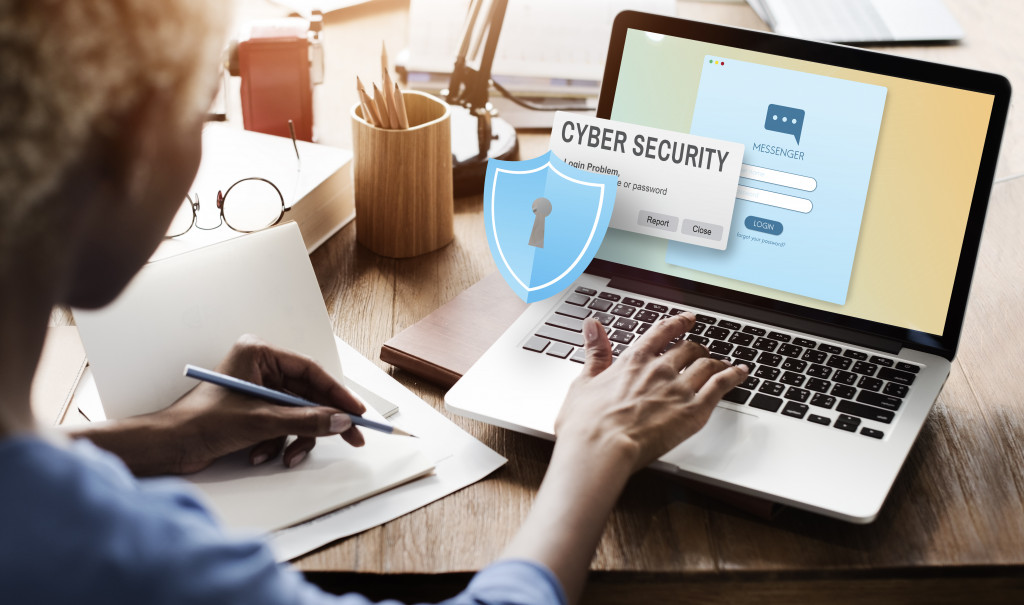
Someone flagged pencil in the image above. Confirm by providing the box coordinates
[356,76,382,127]
[183,364,417,438]
[371,83,393,129]
[393,82,409,129]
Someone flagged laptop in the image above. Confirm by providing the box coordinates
[445,11,1010,523]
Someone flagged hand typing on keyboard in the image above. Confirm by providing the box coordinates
[556,313,749,473]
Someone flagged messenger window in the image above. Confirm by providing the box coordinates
[665,56,887,305]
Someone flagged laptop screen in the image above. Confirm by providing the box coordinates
[596,27,997,338]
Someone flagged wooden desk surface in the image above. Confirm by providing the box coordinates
[246,1,1024,600]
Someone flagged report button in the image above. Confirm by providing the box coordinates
[744,216,784,236]
[637,210,679,232]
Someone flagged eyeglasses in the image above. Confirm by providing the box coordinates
[165,177,290,238]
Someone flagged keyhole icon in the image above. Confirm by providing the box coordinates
[529,197,552,248]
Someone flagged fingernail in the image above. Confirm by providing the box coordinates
[288,451,307,468]
[252,453,269,466]
[737,364,750,374]
[330,413,352,434]
[583,320,599,344]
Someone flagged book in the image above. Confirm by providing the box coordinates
[151,123,354,262]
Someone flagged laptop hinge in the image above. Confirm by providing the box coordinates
[606,276,903,355]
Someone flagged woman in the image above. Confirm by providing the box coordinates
[0,1,746,603]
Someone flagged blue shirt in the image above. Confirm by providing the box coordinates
[0,435,566,605]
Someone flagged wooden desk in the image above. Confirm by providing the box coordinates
[256,1,1024,601]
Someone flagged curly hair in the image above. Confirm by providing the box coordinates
[0,0,229,244]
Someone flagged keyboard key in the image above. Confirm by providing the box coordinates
[669,308,686,315]
[523,336,549,353]
[895,362,921,373]
[723,387,752,404]
[806,364,832,379]
[852,361,878,376]
[834,418,859,432]
[870,355,894,367]
[689,322,706,335]
[743,325,767,336]
[612,344,628,356]
[740,376,760,390]
[686,334,709,346]
[566,293,589,306]
[781,358,807,373]
[837,400,895,424]
[818,343,842,355]
[695,314,717,324]
[645,303,668,313]
[759,381,785,396]
[883,382,908,398]
[546,342,573,359]
[794,337,817,348]
[546,315,583,332]
[755,366,780,380]
[636,323,651,335]
[575,286,597,296]
[756,352,782,367]
[634,310,660,323]
[622,297,644,307]
[782,401,808,419]
[861,427,884,439]
[732,346,758,361]
[778,343,803,358]
[610,330,635,345]
[749,393,783,413]
[709,353,730,362]
[784,387,810,403]
[709,340,734,355]
[570,348,587,363]
[705,326,730,341]
[611,304,636,318]
[719,320,741,331]
[767,331,792,343]
[856,390,903,411]
[556,304,591,320]
[780,371,806,387]
[536,324,585,347]
[593,312,614,326]
[857,376,883,392]
[808,414,831,426]
[588,299,613,312]
[598,292,621,302]
[753,337,779,352]
[806,378,831,393]
[826,355,853,370]
[831,384,856,399]
[833,370,858,385]
[613,317,638,331]
[811,393,837,409]
[801,350,827,364]
[728,331,754,346]
[879,367,916,386]
[843,349,868,361]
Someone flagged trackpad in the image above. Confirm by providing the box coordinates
[659,406,765,473]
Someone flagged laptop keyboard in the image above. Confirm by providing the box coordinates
[522,286,923,441]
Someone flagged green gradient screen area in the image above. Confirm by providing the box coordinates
[600,29,994,335]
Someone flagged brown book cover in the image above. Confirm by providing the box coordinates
[380,274,780,520]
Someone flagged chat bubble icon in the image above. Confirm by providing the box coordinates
[764,104,805,144]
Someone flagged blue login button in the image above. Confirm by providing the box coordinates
[744,215,783,235]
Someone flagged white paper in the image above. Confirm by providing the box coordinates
[265,336,507,562]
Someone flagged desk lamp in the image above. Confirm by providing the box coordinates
[443,0,519,196]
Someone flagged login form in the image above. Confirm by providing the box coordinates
[665,56,887,304]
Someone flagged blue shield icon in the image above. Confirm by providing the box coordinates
[484,151,618,303]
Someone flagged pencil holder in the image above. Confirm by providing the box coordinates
[351,91,454,258]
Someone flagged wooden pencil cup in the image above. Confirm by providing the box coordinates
[351,91,454,258]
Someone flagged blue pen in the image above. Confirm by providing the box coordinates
[183,364,416,437]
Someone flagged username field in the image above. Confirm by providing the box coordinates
[740,164,817,192]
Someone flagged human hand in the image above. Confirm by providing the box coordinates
[555,313,748,473]
[137,335,366,475]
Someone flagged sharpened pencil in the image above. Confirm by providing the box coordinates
[371,83,392,129]
[393,82,409,129]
